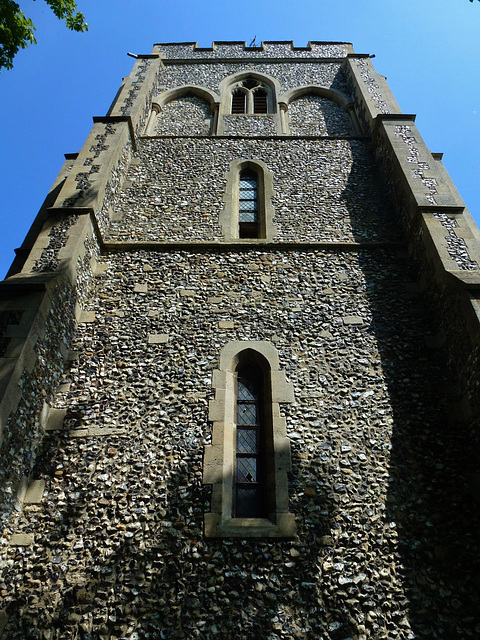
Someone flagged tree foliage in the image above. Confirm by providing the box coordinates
[0,0,88,70]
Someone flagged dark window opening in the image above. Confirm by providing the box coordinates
[254,89,268,114]
[235,364,264,517]
[232,90,247,114]
[243,78,258,90]
[239,171,259,238]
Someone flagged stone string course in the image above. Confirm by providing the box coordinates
[160,62,348,96]
[288,96,353,136]
[1,249,478,639]
[107,138,400,244]
[159,42,349,60]
[155,97,213,136]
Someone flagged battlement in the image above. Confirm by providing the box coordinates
[153,40,353,60]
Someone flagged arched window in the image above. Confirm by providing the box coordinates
[219,159,276,241]
[203,341,296,538]
[238,171,259,238]
[230,79,271,114]
[235,363,264,517]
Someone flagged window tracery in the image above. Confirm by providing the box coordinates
[230,79,271,114]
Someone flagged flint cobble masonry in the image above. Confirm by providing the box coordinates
[2,249,477,639]
[0,40,479,640]
[107,138,398,243]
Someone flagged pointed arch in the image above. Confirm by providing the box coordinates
[204,341,296,538]
[145,85,221,135]
[279,85,360,135]
[219,71,281,116]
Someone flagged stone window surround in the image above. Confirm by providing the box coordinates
[218,71,280,115]
[203,341,296,538]
[230,80,271,115]
[219,158,276,241]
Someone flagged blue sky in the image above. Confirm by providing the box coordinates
[0,0,479,278]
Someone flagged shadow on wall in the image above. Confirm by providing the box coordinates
[344,154,480,638]
[1,423,366,639]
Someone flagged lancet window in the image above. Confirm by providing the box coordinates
[203,341,296,538]
[235,363,264,517]
[238,171,259,238]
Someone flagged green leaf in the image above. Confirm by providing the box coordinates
[0,0,87,71]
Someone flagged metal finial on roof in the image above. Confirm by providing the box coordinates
[248,36,256,47]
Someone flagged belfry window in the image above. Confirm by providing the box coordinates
[230,79,271,114]
[238,171,259,238]
[235,364,264,517]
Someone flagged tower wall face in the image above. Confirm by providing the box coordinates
[107,139,395,243]
[0,41,479,639]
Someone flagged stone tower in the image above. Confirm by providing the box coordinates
[0,40,479,639]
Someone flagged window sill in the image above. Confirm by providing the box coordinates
[204,513,296,538]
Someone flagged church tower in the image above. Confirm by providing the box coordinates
[0,41,479,638]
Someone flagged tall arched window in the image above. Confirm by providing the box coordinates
[238,171,259,238]
[235,363,264,517]
[219,159,276,242]
[204,341,296,538]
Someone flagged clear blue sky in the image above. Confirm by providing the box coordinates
[0,0,479,278]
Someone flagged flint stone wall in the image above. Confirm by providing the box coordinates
[0,282,76,526]
[1,248,477,639]
[0,227,99,541]
[159,62,348,96]
[222,115,277,137]
[107,138,399,243]
[288,96,353,136]
[155,97,213,136]
[157,42,349,60]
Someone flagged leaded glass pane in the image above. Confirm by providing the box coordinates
[240,178,257,189]
[237,402,257,425]
[238,378,257,401]
[236,486,260,517]
[239,188,257,199]
[239,200,257,212]
[236,457,257,483]
[239,211,257,223]
[237,428,257,453]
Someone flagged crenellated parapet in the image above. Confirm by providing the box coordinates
[154,40,353,60]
